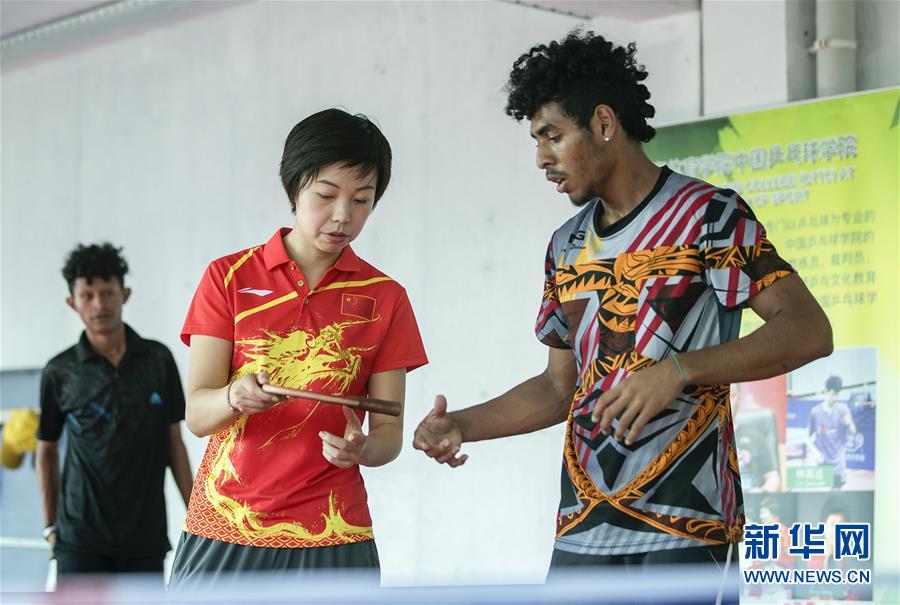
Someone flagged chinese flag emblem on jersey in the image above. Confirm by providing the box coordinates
[341,293,376,321]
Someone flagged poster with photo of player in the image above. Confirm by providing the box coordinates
[785,347,876,492]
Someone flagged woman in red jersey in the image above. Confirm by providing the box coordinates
[170,109,427,586]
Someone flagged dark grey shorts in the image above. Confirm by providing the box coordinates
[547,543,739,605]
[168,532,379,590]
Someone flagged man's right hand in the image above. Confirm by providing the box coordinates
[413,395,468,467]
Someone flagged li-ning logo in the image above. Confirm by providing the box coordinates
[238,288,274,297]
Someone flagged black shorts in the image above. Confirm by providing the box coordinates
[548,543,739,605]
[55,548,164,575]
[55,548,164,590]
[168,532,380,590]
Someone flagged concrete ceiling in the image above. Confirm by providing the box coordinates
[1,0,703,40]
[517,0,701,20]
[0,1,244,69]
[1,0,115,37]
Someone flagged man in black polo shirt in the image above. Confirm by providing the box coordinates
[36,243,193,581]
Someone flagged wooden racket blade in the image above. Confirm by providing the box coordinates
[261,384,401,417]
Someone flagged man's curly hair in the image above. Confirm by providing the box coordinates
[505,30,656,143]
[62,243,129,294]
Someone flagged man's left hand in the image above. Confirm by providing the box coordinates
[320,407,368,468]
[591,358,687,445]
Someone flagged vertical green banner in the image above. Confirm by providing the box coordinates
[646,89,899,598]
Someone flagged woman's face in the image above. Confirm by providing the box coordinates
[293,162,377,258]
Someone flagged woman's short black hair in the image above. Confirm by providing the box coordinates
[62,243,128,294]
[504,29,656,143]
[279,109,392,213]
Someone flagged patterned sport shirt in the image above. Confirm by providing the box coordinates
[536,167,794,555]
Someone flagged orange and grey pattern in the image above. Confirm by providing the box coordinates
[535,168,793,555]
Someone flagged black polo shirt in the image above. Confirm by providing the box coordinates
[38,324,185,558]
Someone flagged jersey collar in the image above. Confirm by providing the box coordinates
[263,227,360,273]
[75,324,148,363]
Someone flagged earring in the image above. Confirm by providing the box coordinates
[604,136,611,142]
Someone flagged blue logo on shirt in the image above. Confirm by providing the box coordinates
[89,402,111,417]
[149,392,163,406]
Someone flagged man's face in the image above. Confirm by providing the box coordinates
[67,277,130,335]
[530,102,607,206]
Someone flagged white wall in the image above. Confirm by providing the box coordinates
[1,0,579,586]
[857,0,900,90]
[589,10,703,123]
[702,0,791,115]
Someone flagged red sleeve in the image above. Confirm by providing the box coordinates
[181,262,234,346]
[369,289,428,374]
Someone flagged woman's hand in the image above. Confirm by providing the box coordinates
[320,407,367,468]
[228,371,282,416]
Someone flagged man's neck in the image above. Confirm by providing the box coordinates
[595,147,661,229]
[85,324,127,367]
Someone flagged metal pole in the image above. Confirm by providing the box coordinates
[812,0,858,97]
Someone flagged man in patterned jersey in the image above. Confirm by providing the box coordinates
[414,30,832,590]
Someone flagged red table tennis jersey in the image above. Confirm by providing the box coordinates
[181,228,427,548]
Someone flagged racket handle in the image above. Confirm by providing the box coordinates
[348,396,402,417]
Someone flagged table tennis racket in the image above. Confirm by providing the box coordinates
[261,384,402,417]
